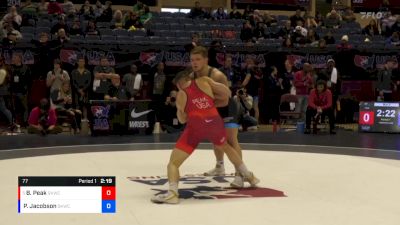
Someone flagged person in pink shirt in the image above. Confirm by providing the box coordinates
[293,63,314,120]
[28,98,62,135]
[48,0,64,15]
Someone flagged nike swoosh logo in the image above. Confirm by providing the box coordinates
[131,108,153,118]
[205,119,213,123]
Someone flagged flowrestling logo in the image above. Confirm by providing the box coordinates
[128,174,286,200]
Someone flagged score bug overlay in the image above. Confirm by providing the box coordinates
[18,176,116,213]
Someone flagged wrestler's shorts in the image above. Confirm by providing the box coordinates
[217,98,240,128]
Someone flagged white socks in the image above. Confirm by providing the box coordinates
[237,163,251,177]
[169,182,178,194]
[216,160,224,168]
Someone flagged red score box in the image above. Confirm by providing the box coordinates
[359,111,375,125]
[102,186,116,200]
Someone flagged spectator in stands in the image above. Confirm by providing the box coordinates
[71,57,91,120]
[97,1,113,22]
[2,6,22,29]
[10,54,31,125]
[46,59,70,92]
[132,0,145,16]
[38,0,49,16]
[62,0,76,17]
[92,56,119,100]
[324,59,339,110]
[253,22,267,40]
[318,38,327,49]
[234,88,258,131]
[291,25,307,45]
[220,55,240,88]
[304,80,335,134]
[240,21,254,43]
[306,29,319,47]
[189,1,205,19]
[277,20,293,39]
[152,62,166,101]
[51,80,82,133]
[139,6,152,25]
[69,19,84,36]
[184,33,201,52]
[28,98,62,135]
[386,31,400,47]
[124,11,141,30]
[213,7,227,20]
[85,20,100,36]
[377,58,396,101]
[263,66,283,123]
[94,0,104,18]
[2,31,18,47]
[390,15,400,34]
[105,77,131,100]
[111,10,124,30]
[123,64,142,99]
[48,0,63,15]
[315,11,324,27]
[31,32,51,78]
[1,20,22,40]
[20,0,38,26]
[290,9,305,28]
[323,30,335,45]
[229,5,242,20]
[325,10,341,29]
[51,15,70,35]
[262,11,277,27]
[249,10,263,27]
[294,63,314,120]
[282,59,295,95]
[363,19,380,37]
[303,10,318,28]
[341,7,356,23]
[241,57,262,122]
[159,90,183,133]
[51,28,69,52]
[79,0,95,20]
[336,35,352,50]
[380,11,396,36]
[0,56,14,130]
[208,40,222,68]
[282,37,293,48]
[242,5,253,21]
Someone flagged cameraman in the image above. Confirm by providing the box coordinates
[27,98,62,135]
[234,88,258,131]
[159,90,184,133]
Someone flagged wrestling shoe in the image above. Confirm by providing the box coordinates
[204,166,225,176]
[230,173,244,188]
[151,190,179,204]
[243,172,260,187]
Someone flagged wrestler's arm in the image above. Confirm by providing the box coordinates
[203,76,230,107]
[176,90,188,124]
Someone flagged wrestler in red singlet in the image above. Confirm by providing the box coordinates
[175,80,226,154]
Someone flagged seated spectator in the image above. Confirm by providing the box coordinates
[28,98,62,135]
[234,88,258,130]
[336,35,352,50]
[2,6,22,29]
[240,21,254,43]
[97,1,113,22]
[51,81,82,133]
[342,7,356,23]
[69,19,84,36]
[363,19,380,36]
[325,10,341,29]
[132,0,145,16]
[79,0,95,20]
[71,57,91,120]
[20,0,38,26]
[304,80,335,134]
[386,31,400,47]
[139,6,152,25]
[277,20,293,39]
[111,10,124,30]
[242,5,253,21]
[123,64,142,99]
[282,37,294,48]
[290,9,305,28]
[318,38,327,49]
[48,0,63,15]
[303,10,318,28]
[51,28,69,49]
[184,33,201,52]
[105,77,131,100]
[213,7,227,20]
[249,10,263,27]
[38,0,49,16]
[2,31,18,47]
[306,29,319,47]
[94,0,104,18]
[229,5,242,19]
[291,25,307,45]
[92,56,119,100]
[391,15,400,34]
[253,22,267,39]
[323,30,335,44]
[315,11,324,26]
[262,11,277,27]
[380,12,397,36]
[189,1,205,19]
[46,59,70,92]
[51,15,70,35]
[62,0,76,17]
[159,90,184,133]
[124,11,142,30]
[85,20,100,36]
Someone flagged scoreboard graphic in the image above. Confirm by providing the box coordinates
[359,102,400,133]
[18,176,116,213]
